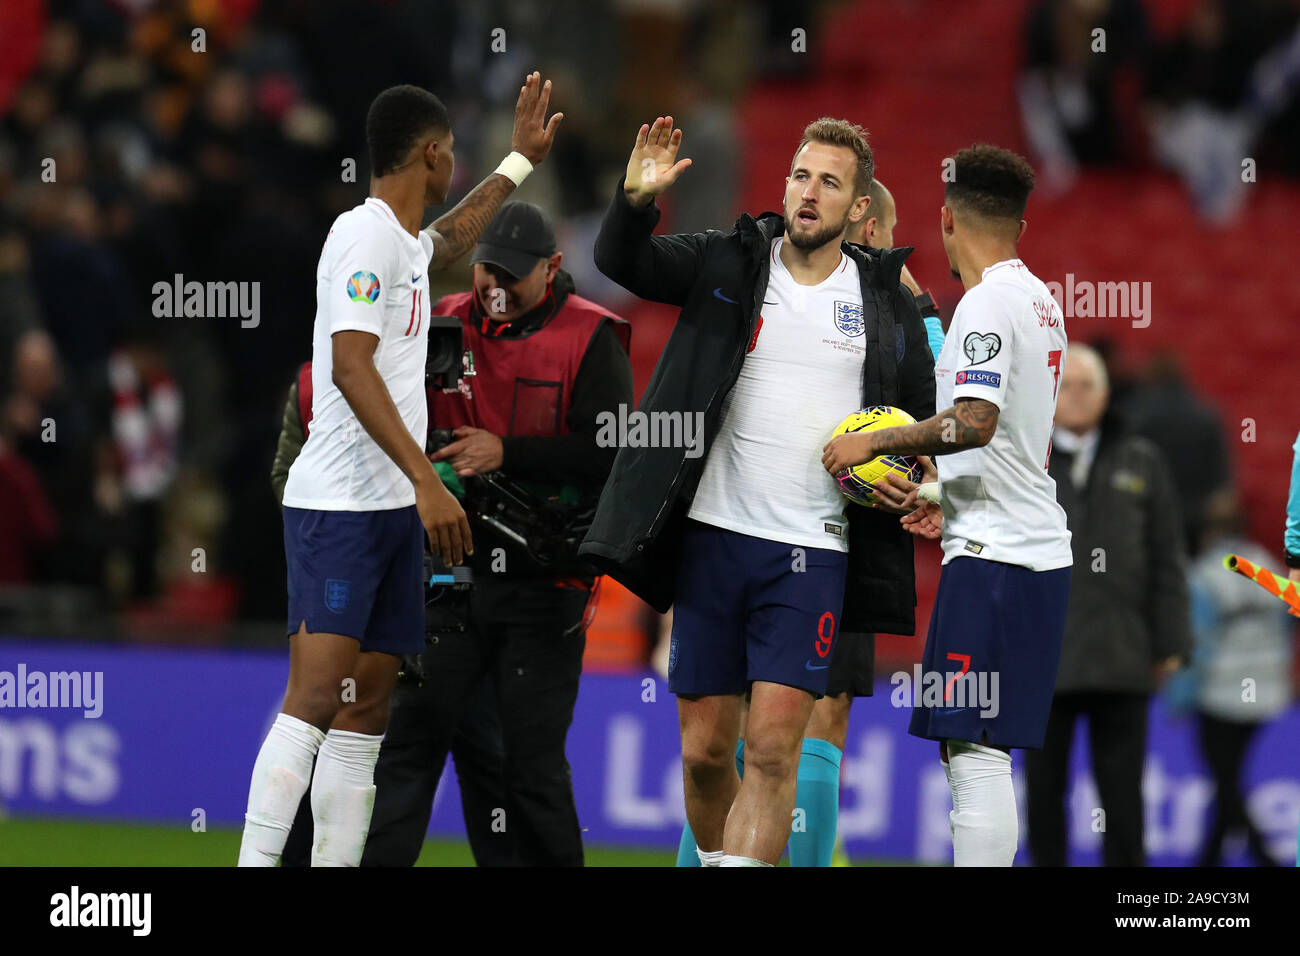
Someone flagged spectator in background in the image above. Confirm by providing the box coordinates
[1026,344,1190,867]
[1085,336,1137,413]
[0,426,57,584]
[0,218,44,394]
[100,322,182,600]
[0,221,102,591]
[0,187,59,589]
[1119,351,1232,556]
[663,3,748,235]
[1167,489,1293,866]
[1146,0,1300,222]
[1018,0,1152,192]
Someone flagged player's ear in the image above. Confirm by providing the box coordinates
[1017,219,1028,242]
[848,193,870,224]
[940,205,954,235]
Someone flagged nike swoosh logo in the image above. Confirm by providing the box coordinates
[713,287,739,304]
[805,662,829,671]
[412,274,422,284]
[763,299,778,305]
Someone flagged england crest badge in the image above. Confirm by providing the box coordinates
[834,300,865,337]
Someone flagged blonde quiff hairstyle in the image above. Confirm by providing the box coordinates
[793,117,874,197]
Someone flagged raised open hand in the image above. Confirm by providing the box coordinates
[511,72,563,165]
[623,116,692,207]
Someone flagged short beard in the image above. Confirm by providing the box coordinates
[784,211,849,251]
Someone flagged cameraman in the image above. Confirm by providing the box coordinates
[362,201,633,866]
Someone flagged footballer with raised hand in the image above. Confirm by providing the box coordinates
[238,74,562,867]
[823,145,1072,866]
[670,172,944,869]
[781,176,947,867]
[582,116,935,866]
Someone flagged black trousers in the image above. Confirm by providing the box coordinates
[364,575,590,866]
[1026,691,1149,866]
[1196,713,1277,866]
[282,576,590,866]
[281,676,514,867]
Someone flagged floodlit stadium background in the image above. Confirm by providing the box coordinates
[1,0,1298,865]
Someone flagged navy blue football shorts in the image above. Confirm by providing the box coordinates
[283,505,425,656]
[907,556,1071,750]
[669,519,848,697]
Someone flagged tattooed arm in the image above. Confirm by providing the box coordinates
[822,397,999,475]
[424,174,517,272]
[424,71,563,272]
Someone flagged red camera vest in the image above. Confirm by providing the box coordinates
[296,361,314,438]
[429,289,629,437]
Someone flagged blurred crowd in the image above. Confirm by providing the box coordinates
[0,0,790,636]
[0,0,1295,640]
[1019,0,1300,219]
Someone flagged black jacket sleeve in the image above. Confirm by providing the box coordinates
[1143,442,1192,662]
[271,381,305,506]
[499,320,635,487]
[893,284,937,422]
[593,177,716,306]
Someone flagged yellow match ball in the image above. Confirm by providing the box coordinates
[831,405,923,506]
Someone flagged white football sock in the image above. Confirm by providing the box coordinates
[238,713,325,867]
[719,855,773,867]
[696,848,725,867]
[310,728,384,867]
[946,739,1017,866]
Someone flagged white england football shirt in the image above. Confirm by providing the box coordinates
[282,197,433,511]
[689,238,865,551]
[934,258,1072,570]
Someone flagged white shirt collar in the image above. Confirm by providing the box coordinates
[981,258,1024,279]
[1051,426,1098,454]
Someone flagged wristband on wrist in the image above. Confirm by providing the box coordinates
[914,289,939,318]
[494,151,534,187]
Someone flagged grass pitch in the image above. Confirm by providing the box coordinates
[0,817,674,866]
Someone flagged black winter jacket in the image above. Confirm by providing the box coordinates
[1050,413,1192,693]
[577,180,936,635]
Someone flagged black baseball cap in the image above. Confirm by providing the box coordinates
[469,201,556,279]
